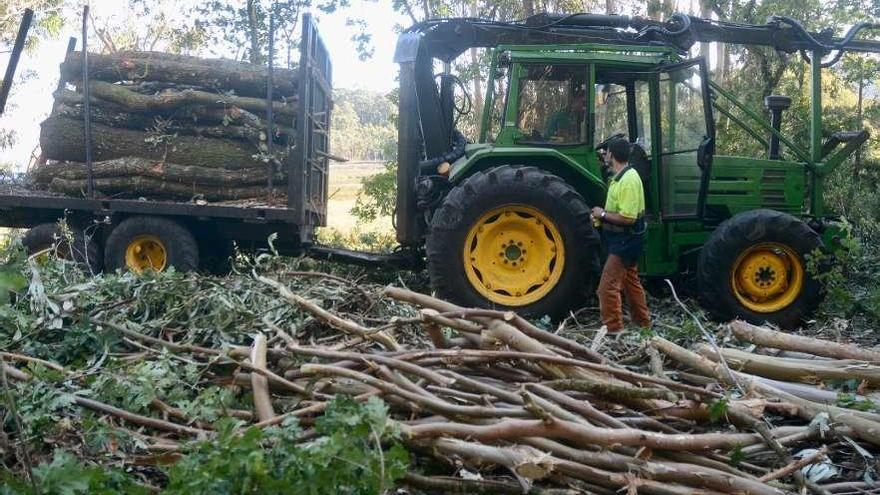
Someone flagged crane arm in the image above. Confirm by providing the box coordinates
[408,13,880,66]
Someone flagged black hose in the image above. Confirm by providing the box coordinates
[419,129,467,174]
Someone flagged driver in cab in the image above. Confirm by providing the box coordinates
[543,91,586,142]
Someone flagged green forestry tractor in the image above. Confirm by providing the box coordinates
[393,13,880,328]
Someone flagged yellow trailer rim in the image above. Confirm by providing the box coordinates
[731,242,804,313]
[463,205,565,306]
[125,235,167,273]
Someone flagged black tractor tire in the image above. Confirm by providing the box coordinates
[697,209,824,329]
[104,216,199,273]
[426,165,600,319]
[22,223,102,274]
[199,239,235,275]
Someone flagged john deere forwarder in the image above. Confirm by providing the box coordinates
[1,11,879,329]
[394,13,880,328]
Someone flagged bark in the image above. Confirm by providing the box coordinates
[54,89,269,129]
[406,418,775,451]
[652,336,880,447]
[384,286,604,363]
[301,363,531,419]
[32,158,280,188]
[54,104,290,144]
[259,276,401,350]
[61,51,298,98]
[251,334,276,423]
[85,80,296,121]
[730,320,880,363]
[40,116,269,170]
[49,176,270,201]
[698,344,880,387]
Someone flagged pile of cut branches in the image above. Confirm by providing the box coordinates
[2,252,880,494]
[29,51,296,201]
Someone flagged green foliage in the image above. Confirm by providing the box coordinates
[8,377,75,441]
[350,161,398,223]
[836,392,877,412]
[165,396,408,494]
[807,219,880,322]
[708,396,730,423]
[316,226,397,253]
[331,88,397,162]
[0,240,28,302]
[728,445,745,468]
[1,449,148,495]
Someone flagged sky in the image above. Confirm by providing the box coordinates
[0,0,409,170]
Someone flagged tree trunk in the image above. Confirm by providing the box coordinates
[61,51,297,99]
[469,1,484,136]
[31,157,282,187]
[40,116,273,170]
[699,0,711,61]
[53,104,291,144]
[697,345,880,387]
[54,89,269,128]
[855,78,864,180]
[247,0,263,66]
[83,80,296,121]
[48,176,270,201]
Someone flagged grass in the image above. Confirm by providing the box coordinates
[323,160,393,236]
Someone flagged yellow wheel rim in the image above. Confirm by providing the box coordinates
[730,242,804,313]
[125,235,167,273]
[463,204,565,307]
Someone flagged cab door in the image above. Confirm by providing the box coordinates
[655,58,715,219]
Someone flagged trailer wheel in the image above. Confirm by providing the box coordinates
[22,223,101,274]
[697,209,824,329]
[427,165,600,319]
[105,216,199,273]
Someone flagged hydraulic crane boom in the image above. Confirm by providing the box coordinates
[409,13,880,63]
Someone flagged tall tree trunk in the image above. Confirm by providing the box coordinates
[715,40,726,85]
[699,0,711,62]
[522,0,535,17]
[469,1,484,137]
[605,0,615,14]
[247,0,262,65]
[855,78,864,181]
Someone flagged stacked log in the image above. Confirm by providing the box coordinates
[31,51,296,201]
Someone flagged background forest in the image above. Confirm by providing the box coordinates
[0,1,880,493]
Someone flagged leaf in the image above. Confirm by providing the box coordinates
[708,397,729,422]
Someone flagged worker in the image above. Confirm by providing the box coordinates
[591,137,651,332]
[544,91,586,141]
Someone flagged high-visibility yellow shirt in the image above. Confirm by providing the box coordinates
[604,167,645,220]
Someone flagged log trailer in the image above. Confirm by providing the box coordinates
[0,11,334,273]
[1,10,879,328]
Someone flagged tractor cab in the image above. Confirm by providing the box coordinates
[479,45,715,224]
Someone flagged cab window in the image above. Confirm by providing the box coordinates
[594,83,628,145]
[516,64,587,143]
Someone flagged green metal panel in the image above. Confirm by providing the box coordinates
[707,156,806,216]
[449,144,607,194]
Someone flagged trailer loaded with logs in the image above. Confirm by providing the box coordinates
[34,50,298,201]
[0,12,336,274]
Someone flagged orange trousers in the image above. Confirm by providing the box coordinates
[597,254,651,332]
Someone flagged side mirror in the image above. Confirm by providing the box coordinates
[697,135,714,171]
